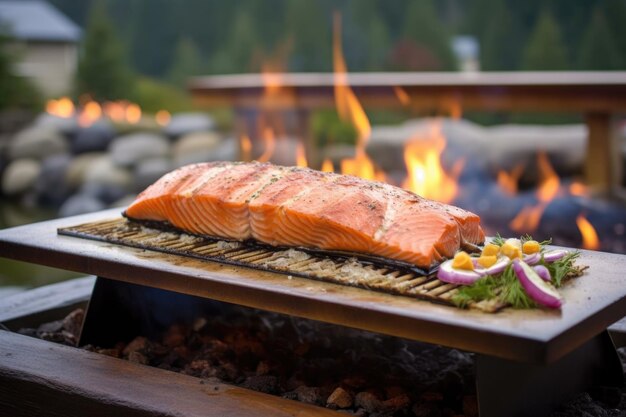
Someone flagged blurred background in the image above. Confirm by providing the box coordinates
[1,0,625,292]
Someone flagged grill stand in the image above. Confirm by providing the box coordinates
[81,277,625,417]
[476,331,623,417]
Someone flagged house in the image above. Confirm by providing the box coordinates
[0,0,81,96]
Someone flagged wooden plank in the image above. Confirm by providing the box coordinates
[0,209,625,364]
[0,330,341,417]
[0,276,94,329]
[584,113,621,191]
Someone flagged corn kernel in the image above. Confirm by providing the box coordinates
[482,243,500,257]
[500,242,522,259]
[477,255,497,268]
[523,240,540,254]
[452,251,474,270]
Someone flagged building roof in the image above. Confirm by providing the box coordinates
[0,0,81,42]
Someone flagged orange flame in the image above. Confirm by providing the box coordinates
[510,152,561,233]
[393,86,410,106]
[103,101,125,122]
[78,101,102,127]
[576,214,600,250]
[401,122,463,203]
[258,127,276,163]
[155,110,171,126]
[321,158,334,172]
[125,103,142,124]
[46,97,75,118]
[497,164,525,196]
[240,135,252,161]
[296,143,308,167]
[569,181,588,197]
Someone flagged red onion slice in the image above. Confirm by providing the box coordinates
[437,260,483,285]
[532,265,551,282]
[512,259,562,308]
[481,257,510,275]
[523,252,541,265]
[543,249,568,263]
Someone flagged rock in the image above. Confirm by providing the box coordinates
[58,193,106,217]
[110,132,170,167]
[65,152,106,188]
[35,153,72,206]
[172,131,222,166]
[34,113,79,136]
[327,387,353,409]
[1,158,41,195]
[241,375,279,394]
[462,395,478,417]
[79,182,128,205]
[71,120,116,154]
[295,386,323,405]
[128,351,148,364]
[62,309,84,339]
[83,155,132,190]
[133,158,171,192]
[383,394,411,412]
[164,113,215,138]
[354,391,384,413]
[8,126,67,160]
[123,336,149,356]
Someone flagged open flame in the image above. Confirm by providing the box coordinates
[510,152,560,233]
[257,127,276,163]
[78,101,102,127]
[321,158,334,172]
[576,214,600,250]
[296,142,308,167]
[402,122,462,203]
[46,97,75,118]
[240,135,252,161]
[497,164,525,196]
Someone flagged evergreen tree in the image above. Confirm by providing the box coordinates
[480,0,522,70]
[400,0,456,71]
[208,8,258,74]
[578,7,622,70]
[286,0,331,71]
[522,10,568,70]
[167,37,203,87]
[76,1,133,101]
[350,0,391,71]
[603,0,626,68]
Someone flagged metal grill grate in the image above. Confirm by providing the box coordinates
[58,218,505,312]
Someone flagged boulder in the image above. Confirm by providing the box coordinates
[164,113,215,138]
[65,152,106,189]
[172,131,222,166]
[133,158,171,192]
[79,182,129,205]
[33,113,79,136]
[83,155,132,191]
[71,120,116,154]
[59,194,106,218]
[8,126,68,160]
[1,158,41,195]
[35,153,73,206]
[110,132,170,167]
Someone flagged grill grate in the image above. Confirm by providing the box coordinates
[58,218,505,313]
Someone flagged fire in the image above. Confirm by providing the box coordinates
[497,164,524,196]
[155,110,171,126]
[401,122,462,203]
[78,101,102,127]
[103,101,125,122]
[258,127,276,163]
[576,214,600,250]
[569,181,588,197]
[46,97,75,118]
[510,152,561,233]
[240,135,252,161]
[125,103,142,124]
[296,143,308,167]
[321,158,334,172]
[393,86,410,106]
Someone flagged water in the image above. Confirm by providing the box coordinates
[0,202,81,290]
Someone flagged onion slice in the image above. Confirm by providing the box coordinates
[532,265,551,282]
[523,252,541,265]
[512,260,562,308]
[543,249,568,263]
[437,259,483,285]
[476,257,510,276]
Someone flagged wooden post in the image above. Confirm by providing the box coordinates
[584,112,621,193]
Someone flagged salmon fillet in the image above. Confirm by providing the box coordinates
[124,161,485,269]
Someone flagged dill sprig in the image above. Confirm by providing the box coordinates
[451,235,583,310]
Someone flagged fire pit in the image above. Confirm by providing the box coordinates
[0,209,624,416]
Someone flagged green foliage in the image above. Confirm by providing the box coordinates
[167,37,203,87]
[480,0,522,70]
[130,77,193,113]
[76,0,134,101]
[522,10,568,70]
[311,110,357,148]
[0,34,42,111]
[578,7,623,70]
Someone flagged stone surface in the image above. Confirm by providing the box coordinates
[35,153,72,206]
[327,387,353,409]
[172,131,222,166]
[71,121,116,154]
[34,113,79,136]
[65,152,106,188]
[58,193,106,217]
[133,158,171,192]
[1,158,41,195]
[164,112,215,138]
[110,132,170,167]
[8,126,68,160]
[79,182,128,205]
[83,155,132,190]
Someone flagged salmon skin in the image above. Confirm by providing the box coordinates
[124,161,485,269]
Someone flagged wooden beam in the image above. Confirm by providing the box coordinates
[584,113,621,192]
[0,330,342,417]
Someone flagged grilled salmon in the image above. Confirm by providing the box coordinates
[124,161,484,268]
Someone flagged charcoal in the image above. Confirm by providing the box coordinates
[241,375,279,394]
[128,351,148,364]
[383,393,411,413]
[122,336,149,357]
[327,387,353,409]
[355,391,385,413]
[295,386,324,405]
[462,395,478,417]
[412,402,442,417]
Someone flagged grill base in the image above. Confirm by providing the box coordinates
[59,218,505,313]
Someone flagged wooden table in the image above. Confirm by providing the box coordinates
[190,71,626,193]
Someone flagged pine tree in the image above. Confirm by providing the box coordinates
[400,0,456,71]
[522,10,568,70]
[480,0,522,70]
[578,6,622,70]
[76,1,134,101]
[286,0,331,71]
[167,37,203,87]
[208,8,258,74]
[603,0,626,68]
[350,0,391,71]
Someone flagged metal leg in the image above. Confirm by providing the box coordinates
[476,330,623,417]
